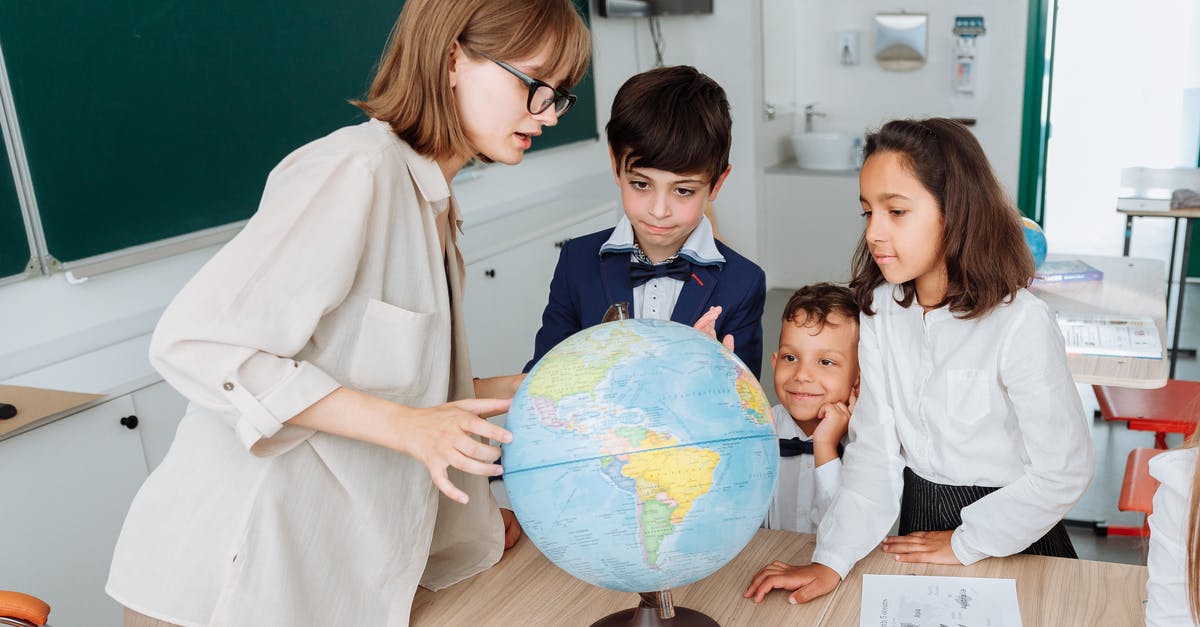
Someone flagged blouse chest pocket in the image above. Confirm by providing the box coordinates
[945,368,991,427]
[348,299,436,397]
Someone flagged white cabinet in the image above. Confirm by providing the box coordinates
[0,396,148,627]
[462,200,617,378]
[763,165,861,289]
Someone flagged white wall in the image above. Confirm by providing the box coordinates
[788,1,1029,195]
[0,1,766,379]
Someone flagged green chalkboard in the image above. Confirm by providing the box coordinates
[0,1,596,266]
[0,138,29,278]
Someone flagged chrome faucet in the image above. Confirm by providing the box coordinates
[803,103,826,133]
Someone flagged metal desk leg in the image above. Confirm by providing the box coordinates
[1168,217,1180,292]
[1170,218,1193,378]
[1123,215,1134,256]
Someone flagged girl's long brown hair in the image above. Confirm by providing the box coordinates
[850,118,1035,319]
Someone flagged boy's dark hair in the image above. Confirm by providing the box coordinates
[605,65,731,187]
[850,118,1035,320]
[782,282,860,331]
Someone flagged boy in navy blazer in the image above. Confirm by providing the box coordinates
[525,65,766,376]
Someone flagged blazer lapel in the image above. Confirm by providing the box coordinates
[672,264,718,325]
[600,253,635,318]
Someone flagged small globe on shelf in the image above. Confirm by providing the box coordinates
[503,318,779,626]
[1021,216,1048,268]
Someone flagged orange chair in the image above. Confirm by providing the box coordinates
[1106,447,1168,537]
[0,591,49,627]
[1094,380,1200,449]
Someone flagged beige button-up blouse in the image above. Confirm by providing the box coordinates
[106,119,503,627]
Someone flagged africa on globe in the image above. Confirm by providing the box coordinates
[502,319,779,596]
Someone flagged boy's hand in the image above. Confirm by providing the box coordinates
[500,508,523,550]
[693,306,735,351]
[881,530,962,564]
[744,562,841,604]
[812,389,855,465]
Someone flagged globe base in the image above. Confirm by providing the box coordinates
[589,606,720,627]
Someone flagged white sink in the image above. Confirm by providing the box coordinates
[791,132,860,172]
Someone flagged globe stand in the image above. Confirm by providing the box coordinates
[589,591,719,627]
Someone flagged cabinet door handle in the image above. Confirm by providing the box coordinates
[484,269,496,278]
[119,415,139,429]
[554,238,571,249]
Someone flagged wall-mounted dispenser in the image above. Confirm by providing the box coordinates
[838,30,861,66]
[874,12,928,71]
[952,16,986,95]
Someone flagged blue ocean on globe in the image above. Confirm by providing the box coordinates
[1022,217,1047,268]
[502,319,779,593]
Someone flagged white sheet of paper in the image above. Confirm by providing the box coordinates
[860,574,1022,627]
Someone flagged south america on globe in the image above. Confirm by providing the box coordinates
[502,319,779,594]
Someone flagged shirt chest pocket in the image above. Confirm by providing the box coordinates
[348,299,436,397]
[945,368,990,427]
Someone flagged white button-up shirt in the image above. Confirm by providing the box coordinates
[1147,446,1199,627]
[813,284,1093,577]
[107,120,502,627]
[765,404,842,533]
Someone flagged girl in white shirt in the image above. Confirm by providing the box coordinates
[1147,430,1200,626]
[106,2,590,626]
[747,118,1092,604]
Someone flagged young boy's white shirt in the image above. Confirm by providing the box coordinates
[764,404,843,533]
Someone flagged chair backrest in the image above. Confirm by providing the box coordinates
[1119,447,1169,514]
[0,591,49,627]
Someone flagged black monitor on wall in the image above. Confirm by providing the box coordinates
[598,0,714,18]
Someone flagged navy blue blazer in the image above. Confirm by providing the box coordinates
[524,227,766,378]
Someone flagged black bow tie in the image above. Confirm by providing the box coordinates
[779,437,844,458]
[630,257,693,287]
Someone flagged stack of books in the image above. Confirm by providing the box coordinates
[1034,259,1103,284]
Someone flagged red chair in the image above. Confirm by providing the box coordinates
[1106,447,1167,537]
[1094,380,1200,449]
[0,591,49,627]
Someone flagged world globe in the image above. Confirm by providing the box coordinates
[1021,216,1048,268]
[502,319,779,598]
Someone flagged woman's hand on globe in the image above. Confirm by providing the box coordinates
[500,508,523,550]
[744,561,841,604]
[391,398,513,505]
[693,306,735,351]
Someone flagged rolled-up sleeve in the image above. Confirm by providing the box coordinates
[954,303,1094,564]
[149,149,376,455]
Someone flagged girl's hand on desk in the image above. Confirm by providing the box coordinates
[393,398,513,505]
[881,530,961,564]
[743,561,840,604]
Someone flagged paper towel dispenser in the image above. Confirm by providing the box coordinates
[875,13,928,71]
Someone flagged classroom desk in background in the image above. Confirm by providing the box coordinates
[1029,254,1168,389]
[410,529,1149,626]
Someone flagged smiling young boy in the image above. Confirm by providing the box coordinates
[764,283,860,533]
[524,65,766,374]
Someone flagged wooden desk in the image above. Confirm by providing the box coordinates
[411,530,1149,626]
[1117,205,1200,378]
[411,530,834,626]
[822,544,1149,626]
[1030,254,1168,389]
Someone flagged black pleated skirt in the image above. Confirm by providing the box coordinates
[899,467,1077,559]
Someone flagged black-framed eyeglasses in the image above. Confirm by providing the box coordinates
[480,53,576,117]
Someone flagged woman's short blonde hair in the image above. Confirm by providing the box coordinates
[354,0,591,161]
